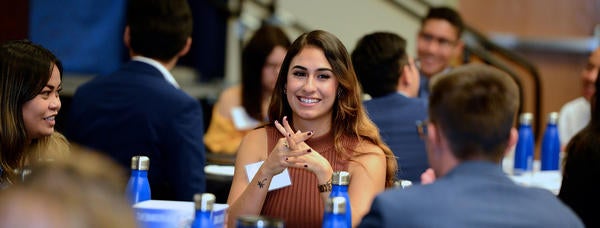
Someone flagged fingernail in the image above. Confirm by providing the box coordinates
[285,157,288,161]
[304,164,308,168]
[275,120,279,124]
[307,149,311,153]
[284,116,287,121]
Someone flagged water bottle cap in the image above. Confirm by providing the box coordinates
[547,112,559,124]
[194,193,215,211]
[325,196,346,214]
[331,171,350,185]
[519,113,533,125]
[131,156,150,170]
[235,215,285,228]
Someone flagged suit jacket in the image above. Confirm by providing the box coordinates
[418,73,430,99]
[359,161,583,228]
[66,60,206,201]
[364,93,429,182]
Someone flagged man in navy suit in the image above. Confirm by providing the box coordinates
[352,32,428,183]
[66,0,206,201]
[359,64,583,227]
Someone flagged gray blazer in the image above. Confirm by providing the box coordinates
[359,161,583,228]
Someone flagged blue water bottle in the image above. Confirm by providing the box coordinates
[330,171,351,228]
[323,197,348,228]
[541,112,561,170]
[514,113,534,175]
[191,193,215,228]
[125,156,151,204]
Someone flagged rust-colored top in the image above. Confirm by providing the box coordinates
[260,126,356,227]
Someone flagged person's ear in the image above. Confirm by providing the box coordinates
[504,127,518,157]
[453,39,464,56]
[398,65,408,86]
[399,56,420,97]
[428,123,440,150]
[177,37,192,57]
[123,26,131,49]
[398,65,410,86]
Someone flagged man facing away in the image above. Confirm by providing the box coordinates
[558,47,600,148]
[352,32,429,183]
[417,6,464,98]
[66,0,206,201]
[359,64,583,227]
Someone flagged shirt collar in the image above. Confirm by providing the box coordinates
[132,56,180,88]
[397,91,409,98]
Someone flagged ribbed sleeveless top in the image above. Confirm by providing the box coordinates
[260,126,357,227]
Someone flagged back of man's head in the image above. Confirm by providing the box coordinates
[126,0,193,62]
[352,32,407,98]
[429,64,519,161]
[422,6,464,39]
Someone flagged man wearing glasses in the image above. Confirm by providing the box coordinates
[417,7,464,98]
[359,64,583,227]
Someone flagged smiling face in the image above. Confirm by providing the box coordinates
[285,46,339,123]
[22,64,62,140]
[417,19,462,78]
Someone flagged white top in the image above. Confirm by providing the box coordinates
[132,56,180,88]
[558,97,590,146]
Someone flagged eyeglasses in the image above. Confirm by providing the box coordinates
[413,58,421,71]
[415,120,428,139]
[418,32,458,50]
[400,57,420,72]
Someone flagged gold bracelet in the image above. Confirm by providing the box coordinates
[318,180,332,193]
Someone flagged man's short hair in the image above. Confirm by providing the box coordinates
[422,6,464,39]
[126,0,193,61]
[352,32,407,98]
[429,64,519,161]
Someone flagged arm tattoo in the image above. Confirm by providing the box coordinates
[257,178,268,188]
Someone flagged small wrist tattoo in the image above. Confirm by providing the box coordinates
[257,178,268,188]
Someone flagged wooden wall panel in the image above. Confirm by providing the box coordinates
[458,0,600,156]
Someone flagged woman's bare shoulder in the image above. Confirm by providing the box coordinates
[354,140,385,156]
[220,85,242,101]
[244,127,267,141]
[237,127,269,161]
[215,85,242,117]
[348,139,387,183]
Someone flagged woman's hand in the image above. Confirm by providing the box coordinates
[261,137,313,177]
[274,117,333,184]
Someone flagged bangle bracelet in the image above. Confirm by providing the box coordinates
[318,180,332,193]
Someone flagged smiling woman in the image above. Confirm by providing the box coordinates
[226,30,397,228]
[0,40,69,186]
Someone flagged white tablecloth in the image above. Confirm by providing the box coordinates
[503,158,562,195]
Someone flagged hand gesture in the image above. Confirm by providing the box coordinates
[274,116,333,183]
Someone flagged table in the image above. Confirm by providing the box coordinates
[205,164,235,203]
[503,158,562,195]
